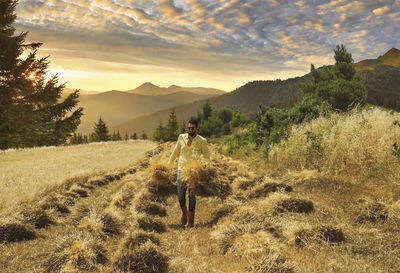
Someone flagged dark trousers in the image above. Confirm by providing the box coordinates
[177,170,196,211]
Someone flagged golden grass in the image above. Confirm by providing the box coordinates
[183,161,232,198]
[112,241,169,273]
[268,107,400,183]
[0,140,156,213]
[147,161,176,197]
[0,222,37,243]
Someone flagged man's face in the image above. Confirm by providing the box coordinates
[187,123,197,136]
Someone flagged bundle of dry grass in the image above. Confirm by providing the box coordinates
[183,161,231,198]
[212,220,264,254]
[41,200,70,214]
[88,176,109,187]
[207,201,239,226]
[137,215,167,233]
[134,200,167,217]
[113,241,169,273]
[134,190,167,204]
[69,186,88,198]
[357,200,389,223]
[100,213,121,235]
[294,225,345,247]
[121,231,161,250]
[232,177,258,192]
[44,232,107,272]
[147,162,176,197]
[22,209,55,229]
[228,230,274,258]
[0,222,37,243]
[274,198,314,214]
[247,252,295,273]
[247,182,292,199]
[79,214,105,239]
[111,188,135,209]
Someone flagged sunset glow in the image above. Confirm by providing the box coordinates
[15,0,400,92]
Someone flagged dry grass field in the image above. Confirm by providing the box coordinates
[1,109,400,272]
[0,140,156,214]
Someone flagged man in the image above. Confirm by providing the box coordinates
[168,119,210,228]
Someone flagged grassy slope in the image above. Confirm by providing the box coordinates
[1,138,399,272]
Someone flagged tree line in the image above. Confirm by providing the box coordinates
[69,117,147,145]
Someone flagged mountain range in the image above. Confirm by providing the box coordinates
[70,48,400,137]
[72,84,225,134]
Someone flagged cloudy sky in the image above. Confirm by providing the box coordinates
[15,0,399,92]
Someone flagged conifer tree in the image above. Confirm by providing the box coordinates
[166,108,179,141]
[202,99,213,120]
[301,44,366,111]
[179,120,186,134]
[131,132,138,140]
[124,133,129,140]
[153,121,167,141]
[141,131,148,139]
[93,117,109,142]
[0,0,83,149]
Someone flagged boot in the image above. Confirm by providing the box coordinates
[187,210,195,228]
[180,206,188,225]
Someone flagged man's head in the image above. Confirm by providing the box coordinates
[187,119,198,137]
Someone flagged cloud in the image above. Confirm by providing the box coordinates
[373,6,390,16]
[14,0,400,91]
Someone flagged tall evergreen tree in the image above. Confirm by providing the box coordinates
[131,132,138,140]
[92,117,109,142]
[0,0,83,149]
[141,131,148,140]
[301,44,366,111]
[166,108,179,141]
[202,99,213,120]
[153,121,167,141]
[124,133,129,140]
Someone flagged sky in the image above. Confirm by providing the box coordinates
[15,0,400,92]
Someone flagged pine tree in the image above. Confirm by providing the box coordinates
[124,133,129,140]
[179,120,186,134]
[141,131,148,139]
[202,99,213,120]
[83,134,88,144]
[301,44,366,112]
[166,109,179,141]
[93,117,110,142]
[116,131,121,140]
[0,0,83,149]
[153,121,167,141]
[132,132,138,140]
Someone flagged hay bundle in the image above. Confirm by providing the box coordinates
[41,201,70,214]
[247,182,292,199]
[357,201,388,223]
[228,231,273,258]
[147,162,175,197]
[111,188,134,209]
[113,241,169,273]
[247,253,295,273]
[134,200,167,217]
[274,198,314,214]
[45,232,107,272]
[207,202,238,226]
[137,215,167,233]
[0,222,37,243]
[122,231,161,250]
[211,220,263,254]
[100,213,120,235]
[88,176,109,187]
[294,225,345,247]
[22,209,55,229]
[135,190,167,204]
[232,177,257,192]
[183,161,231,198]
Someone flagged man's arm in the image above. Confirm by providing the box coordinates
[168,135,181,165]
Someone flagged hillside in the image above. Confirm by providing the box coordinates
[112,48,400,137]
[111,75,311,136]
[355,48,400,71]
[74,90,219,134]
[128,82,226,96]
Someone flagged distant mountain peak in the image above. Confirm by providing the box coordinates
[137,82,159,89]
[169,84,180,89]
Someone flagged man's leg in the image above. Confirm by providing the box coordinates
[187,187,196,228]
[177,170,187,225]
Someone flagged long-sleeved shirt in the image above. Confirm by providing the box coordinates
[168,133,210,170]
